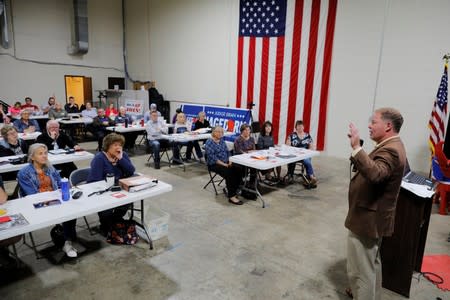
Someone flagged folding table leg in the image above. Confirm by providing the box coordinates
[140,200,153,250]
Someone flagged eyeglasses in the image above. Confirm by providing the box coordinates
[88,188,110,197]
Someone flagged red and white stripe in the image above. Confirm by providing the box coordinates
[236,0,337,149]
[428,64,448,155]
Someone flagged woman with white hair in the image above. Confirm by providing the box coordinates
[12,110,40,133]
[144,103,161,122]
[194,111,210,131]
[18,143,78,258]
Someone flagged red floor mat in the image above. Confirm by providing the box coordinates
[421,254,450,292]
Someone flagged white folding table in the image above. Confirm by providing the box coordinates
[0,180,173,256]
[229,146,319,207]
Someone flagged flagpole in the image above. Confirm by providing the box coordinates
[372,0,391,112]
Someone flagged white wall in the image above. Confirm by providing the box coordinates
[1,0,449,172]
[147,0,238,105]
[138,0,450,172]
[0,0,125,106]
[329,0,450,172]
[124,0,151,84]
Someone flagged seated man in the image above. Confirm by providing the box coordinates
[91,108,114,151]
[285,120,317,186]
[13,110,40,133]
[64,96,80,113]
[81,102,97,119]
[42,96,56,114]
[36,120,80,178]
[20,97,40,114]
[146,110,168,169]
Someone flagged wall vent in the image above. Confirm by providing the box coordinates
[0,0,9,49]
[68,0,88,55]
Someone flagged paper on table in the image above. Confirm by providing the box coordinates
[74,151,89,156]
[25,191,62,202]
[401,181,435,198]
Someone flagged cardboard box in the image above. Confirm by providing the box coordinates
[133,204,169,242]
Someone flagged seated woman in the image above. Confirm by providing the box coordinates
[12,110,40,133]
[17,143,78,258]
[0,125,28,157]
[173,112,204,163]
[0,125,29,184]
[233,123,257,189]
[285,120,317,185]
[205,126,244,205]
[8,102,22,118]
[234,123,256,154]
[105,103,118,119]
[194,111,210,131]
[256,121,281,181]
[86,133,135,234]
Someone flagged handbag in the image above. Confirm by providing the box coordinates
[106,219,139,245]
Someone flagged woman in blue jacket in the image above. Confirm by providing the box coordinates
[87,133,135,234]
[18,143,78,258]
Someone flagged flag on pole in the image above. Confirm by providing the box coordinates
[428,63,448,155]
[235,0,337,149]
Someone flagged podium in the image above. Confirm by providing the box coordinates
[380,187,433,297]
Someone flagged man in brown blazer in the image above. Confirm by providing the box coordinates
[345,107,407,300]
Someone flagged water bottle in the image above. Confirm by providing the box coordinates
[125,118,129,128]
[61,178,70,201]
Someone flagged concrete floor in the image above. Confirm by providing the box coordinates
[0,141,449,300]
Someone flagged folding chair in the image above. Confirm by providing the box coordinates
[283,161,315,188]
[69,167,96,235]
[203,165,226,195]
[146,139,172,167]
[17,188,47,259]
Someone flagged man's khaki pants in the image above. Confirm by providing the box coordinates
[347,230,382,300]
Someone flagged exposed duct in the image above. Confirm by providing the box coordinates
[68,0,88,55]
[0,0,9,49]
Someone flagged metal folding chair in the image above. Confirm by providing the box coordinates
[69,167,96,235]
[203,165,226,195]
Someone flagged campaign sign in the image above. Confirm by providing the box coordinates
[124,99,144,116]
[181,104,251,134]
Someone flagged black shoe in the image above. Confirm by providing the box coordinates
[172,159,183,165]
[228,198,243,205]
[154,161,160,169]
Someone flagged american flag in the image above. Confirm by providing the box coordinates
[235,0,337,149]
[429,63,448,155]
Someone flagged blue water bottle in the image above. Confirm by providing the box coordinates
[61,178,70,201]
